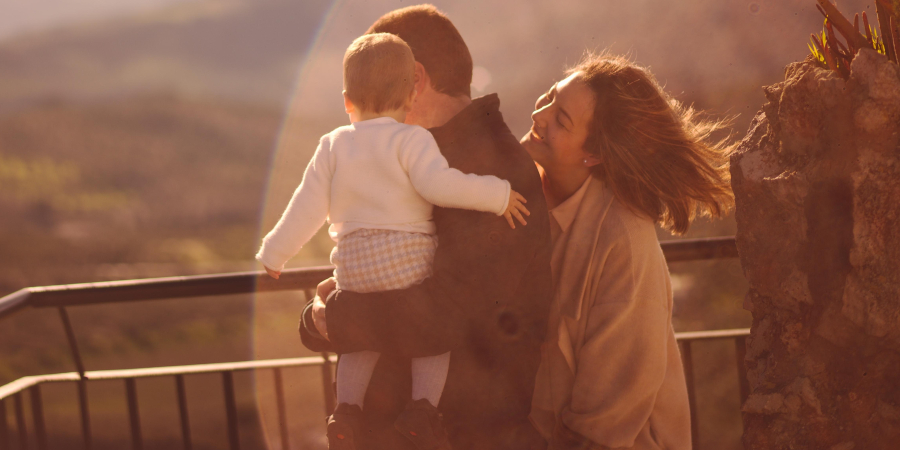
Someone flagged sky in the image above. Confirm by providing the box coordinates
[0,0,191,41]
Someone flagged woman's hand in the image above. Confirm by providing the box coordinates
[503,189,530,229]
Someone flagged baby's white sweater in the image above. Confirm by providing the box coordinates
[256,117,510,271]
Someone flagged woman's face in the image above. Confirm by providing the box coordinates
[521,72,596,172]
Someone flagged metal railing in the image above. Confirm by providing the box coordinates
[0,236,744,450]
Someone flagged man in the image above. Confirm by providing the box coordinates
[299,5,552,449]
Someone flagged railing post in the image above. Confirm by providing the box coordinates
[0,398,8,450]
[60,306,92,450]
[680,341,699,450]
[58,308,86,378]
[76,381,92,450]
[28,386,46,450]
[222,372,240,450]
[13,393,27,450]
[321,353,335,417]
[174,375,192,450]
[735,336,750,406]
[125,379,142,450]
[272,368,290,450]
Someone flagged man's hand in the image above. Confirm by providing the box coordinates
[317,277,337,301]
[265,266,281,279]
[311,277,336,341]
[503,189,530,229]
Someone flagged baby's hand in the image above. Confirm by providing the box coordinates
[503,189,530,229]
[264,266,281,279]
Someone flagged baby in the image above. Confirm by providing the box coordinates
[256,33,529,450]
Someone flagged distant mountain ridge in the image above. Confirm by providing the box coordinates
[0,0,334,109]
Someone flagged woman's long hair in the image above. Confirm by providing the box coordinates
[572,52,734,235]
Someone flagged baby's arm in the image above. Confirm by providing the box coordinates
[256,136,334,273]
[401,127,529,227]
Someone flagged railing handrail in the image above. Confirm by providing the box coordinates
[0,266,335,321]
[0,237,737,321]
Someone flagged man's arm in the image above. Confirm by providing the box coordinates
[325,262,469,357]
[298,299,333,352]
[298,277,337,352]
[325,197,544,358]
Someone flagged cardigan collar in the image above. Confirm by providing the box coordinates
[549,176,592,235]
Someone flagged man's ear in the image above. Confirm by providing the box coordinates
[342,91,354,114]
[413,61,429,96]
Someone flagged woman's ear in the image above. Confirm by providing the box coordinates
[583,153,602,167]
[342,91,354,114]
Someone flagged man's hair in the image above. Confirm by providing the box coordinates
[366,4,472,98]
[343,33,416,113]
[572,51,735,235]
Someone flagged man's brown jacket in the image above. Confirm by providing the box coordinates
[300,94,553,450]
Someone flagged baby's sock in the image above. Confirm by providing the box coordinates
[336,350,381,408]
[410,351,451,407]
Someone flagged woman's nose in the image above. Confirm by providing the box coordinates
[531,106,547,124]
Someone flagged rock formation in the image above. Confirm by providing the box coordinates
[732,49,900,449]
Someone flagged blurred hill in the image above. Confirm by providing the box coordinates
[0,0,333,110]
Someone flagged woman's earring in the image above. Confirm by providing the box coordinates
[583,159,588,164]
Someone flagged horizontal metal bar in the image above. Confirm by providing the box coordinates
[0,355,338,401]
[661,236,738,263]
[0,266,335,321]
[674,328,750,342]
[0,238,737,320]
[0,290,31,325]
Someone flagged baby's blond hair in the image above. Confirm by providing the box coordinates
[343,33,416,113]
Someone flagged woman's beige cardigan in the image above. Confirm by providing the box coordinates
[530,176,691,450]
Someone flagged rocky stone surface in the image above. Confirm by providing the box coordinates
[732,49,900,449]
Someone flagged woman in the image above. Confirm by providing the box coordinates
[522,52,734,450]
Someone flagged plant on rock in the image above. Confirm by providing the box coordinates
[809,0,899,78]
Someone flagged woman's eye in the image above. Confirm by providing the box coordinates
[557,116,567,129]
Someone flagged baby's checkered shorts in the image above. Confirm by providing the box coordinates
[330,229,438,293]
